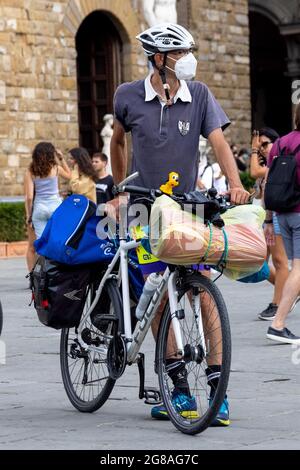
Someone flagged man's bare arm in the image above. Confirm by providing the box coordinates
[250,152,266,179]
[110,119,127,184]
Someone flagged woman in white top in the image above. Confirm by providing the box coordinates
[197,154,214,190]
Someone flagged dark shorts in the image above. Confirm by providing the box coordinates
[277,213,300,260]
[272,213,281,236]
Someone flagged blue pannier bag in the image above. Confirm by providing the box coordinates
[34,194,145,315]
[34,194,145,300]
[237,261,270,283]
[34,194,116,265]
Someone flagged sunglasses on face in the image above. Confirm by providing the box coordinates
[260,141,272,149]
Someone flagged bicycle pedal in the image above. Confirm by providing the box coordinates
[143,387,162,405]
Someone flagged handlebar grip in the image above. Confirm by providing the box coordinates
[221,194,231,203]
[121,185,162,197]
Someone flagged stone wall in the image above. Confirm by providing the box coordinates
[0,0,145,196]
[190,0,251,148]
[0,0,76,195]
[0,0,251,196]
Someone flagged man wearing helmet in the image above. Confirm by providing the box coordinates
[110,23,249,426]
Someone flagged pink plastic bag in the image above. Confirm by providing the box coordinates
[150,196,267,280]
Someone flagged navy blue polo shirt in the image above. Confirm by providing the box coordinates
[113,76,230,193]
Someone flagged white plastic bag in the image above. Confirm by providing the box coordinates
[150,195,267,280]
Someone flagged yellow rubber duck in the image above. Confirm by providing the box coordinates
[160,172,179,195]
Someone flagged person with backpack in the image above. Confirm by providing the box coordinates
[250,127,289,321]
[264,103,300,344]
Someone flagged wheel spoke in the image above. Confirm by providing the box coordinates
[60,279,122,412]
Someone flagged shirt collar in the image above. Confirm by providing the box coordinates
[144,73,192,104]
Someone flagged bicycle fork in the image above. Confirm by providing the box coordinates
[167,272,184,357]
[127,270,186,363]
[168,272,207,359]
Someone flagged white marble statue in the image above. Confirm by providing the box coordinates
[142,0,177,27]
[100,113,114,175]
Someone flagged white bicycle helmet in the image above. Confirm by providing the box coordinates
[136,23,195,57]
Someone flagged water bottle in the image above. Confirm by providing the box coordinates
[135,273,162,320]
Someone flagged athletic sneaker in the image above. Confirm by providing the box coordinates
[151,390,199,420]
[209,396,230,427]
[258,303,277,321]
[266,326,300,345]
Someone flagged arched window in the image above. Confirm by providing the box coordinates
[76,12,122,154]
[249,11,291,135]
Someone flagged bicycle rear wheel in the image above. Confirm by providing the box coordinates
[60,278,123,413]
[156,272,231,435]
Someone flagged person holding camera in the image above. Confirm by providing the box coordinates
[24,142,71,270]
[264,103,300,343]
[250,127,289,321]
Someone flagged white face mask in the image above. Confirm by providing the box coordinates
[167,52,197,80]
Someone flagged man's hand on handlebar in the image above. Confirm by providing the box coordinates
[227,187,250,205]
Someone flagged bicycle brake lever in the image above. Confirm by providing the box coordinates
[116,172,139,192]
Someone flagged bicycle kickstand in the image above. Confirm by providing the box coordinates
[137,353,162,405]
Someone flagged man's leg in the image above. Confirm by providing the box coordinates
[151,293,191,395]
[267,213,300,344]
[26,225,36,272]
[259,234,289,320]
[151,268,229,424]
[197,270,229,426]
[269,260,300,330]
[151,292,199,420]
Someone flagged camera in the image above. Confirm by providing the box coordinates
[258,153,267,166]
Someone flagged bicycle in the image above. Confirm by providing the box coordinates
[60,173,231,435]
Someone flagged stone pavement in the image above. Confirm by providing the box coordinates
[1,258,300,450]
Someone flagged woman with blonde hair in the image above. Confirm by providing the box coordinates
[24,142,71,270]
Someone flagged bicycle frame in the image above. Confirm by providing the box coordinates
[76,206,188,365]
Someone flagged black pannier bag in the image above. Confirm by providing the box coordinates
[30,256,90,329]
[264,142,300,212]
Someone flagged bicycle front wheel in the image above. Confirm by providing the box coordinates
[156,272,231,435]
[60,278,123,413]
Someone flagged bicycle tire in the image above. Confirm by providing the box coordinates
[156,272,231,435]
[60,278,123,413]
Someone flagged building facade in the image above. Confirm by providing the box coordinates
[0,0,299,196]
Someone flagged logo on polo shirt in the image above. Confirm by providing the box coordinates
[178,120,190,136]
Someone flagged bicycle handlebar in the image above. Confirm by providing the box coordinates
[113,174,233,227]
[117,185,163,198]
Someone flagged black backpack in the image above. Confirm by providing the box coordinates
[30,256,91,329]
[264,141,300,212]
